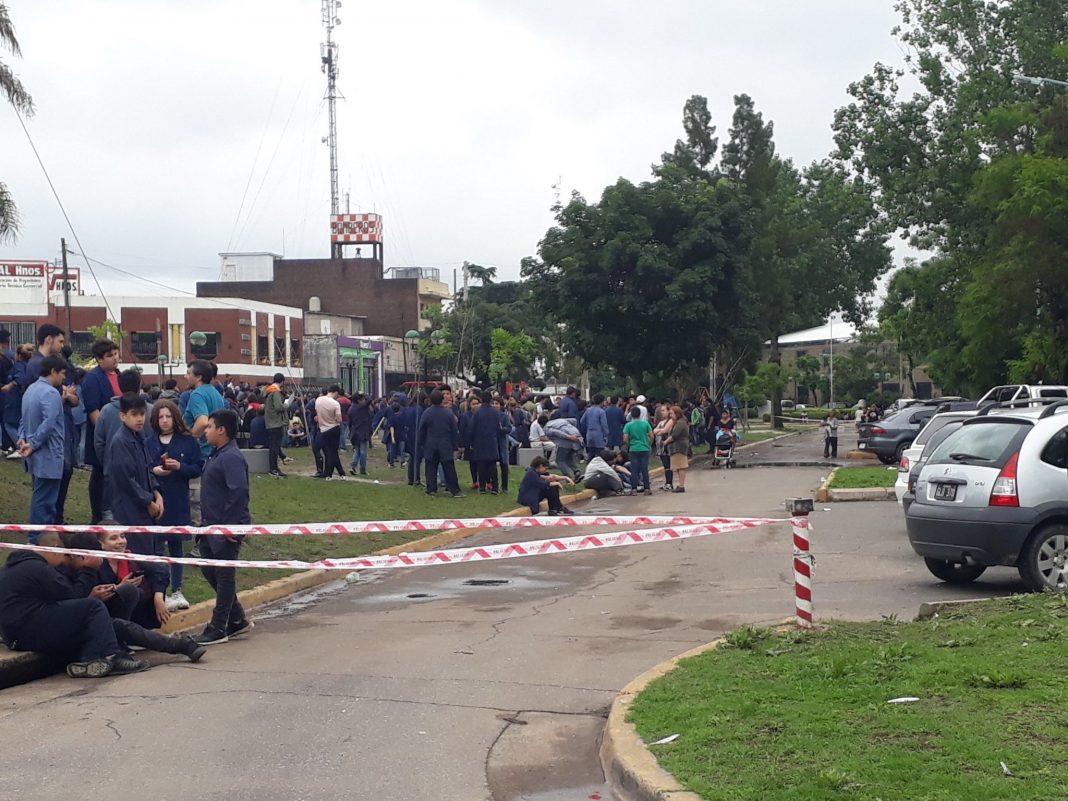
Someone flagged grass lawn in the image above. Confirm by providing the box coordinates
[827,465,898,489]
[629,594,1068,800]
[0,443,523,605]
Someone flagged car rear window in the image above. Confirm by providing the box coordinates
[925,420,1030,467]
[1039,388,1068,398]
[915,415,966,447]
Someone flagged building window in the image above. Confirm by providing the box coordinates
[915,381,932,400]
[190,332,219,361]
[0,322,37,349]
[290,339,301,367]
[257,335,269,365]
[274,336,286,366]
[69,331,95,360]
[130,332,160,362]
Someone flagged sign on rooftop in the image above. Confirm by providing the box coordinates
[330,213,382,244]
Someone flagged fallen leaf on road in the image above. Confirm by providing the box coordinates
[650,734,680,745]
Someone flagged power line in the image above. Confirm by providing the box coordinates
[13,108,116,323]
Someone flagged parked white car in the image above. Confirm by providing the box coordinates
[895,410,978,504]
[978,384,1068,406]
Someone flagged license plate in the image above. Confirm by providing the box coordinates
[858,443,866,449]
[934,483,957,501]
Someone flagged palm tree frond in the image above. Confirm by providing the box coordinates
[0,3,21,57]
[0,181,21,244]
[0,60,33,115]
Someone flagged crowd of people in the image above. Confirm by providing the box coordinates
[0,324,748,679]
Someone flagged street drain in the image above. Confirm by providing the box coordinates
[463,579,510,587]
[407,593,432,598]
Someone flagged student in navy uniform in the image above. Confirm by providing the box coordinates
[459,394,482,489]
[193,409,254,646]
[470,391,503,493]
[517,456,575,516]
[16,356,68,532]
[417,389,463,497]
[106,393,163,556]
[80,339,122,524]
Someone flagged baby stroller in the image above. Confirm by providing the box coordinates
[711,427,738,468]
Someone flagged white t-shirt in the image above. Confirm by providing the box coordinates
[530,420,549,443]
[315,395,343,432]
[636,405,649,422]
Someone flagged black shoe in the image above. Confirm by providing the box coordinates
[424,491,437,498]
[109,655,149,675]
[349,468,358,476]
[450,492,465,498]
[178,635,207,663]
[227,619,255,639]
[269,469,287,478]
[193,626,229,646]
[313,472,324,479]
[66,657,113,678]
[359,470,368,476]
[673,486,686,493]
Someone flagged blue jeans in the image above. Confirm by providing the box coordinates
[29,476,62,534]
[629,452,651,491]
[349,440,368,473]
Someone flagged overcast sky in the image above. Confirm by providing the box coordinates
[1,1,909,299]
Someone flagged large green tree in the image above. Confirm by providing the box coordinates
[1,3,33,243]
[835,0,1068,390]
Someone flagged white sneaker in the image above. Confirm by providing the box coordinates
[166,590,190,611]
[5,451,22,460]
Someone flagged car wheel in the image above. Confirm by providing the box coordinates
[1018,525,1068,592]
[877,454,897,465]
[923,557,987,584]
[894,443,908,463]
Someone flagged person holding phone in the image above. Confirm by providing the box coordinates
[145,399,204,612]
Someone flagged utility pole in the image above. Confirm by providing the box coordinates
[60,238,72,335]
[321,0,342,255]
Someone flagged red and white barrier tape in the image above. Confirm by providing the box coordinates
[0,517,799,571]
[0,515,780,538]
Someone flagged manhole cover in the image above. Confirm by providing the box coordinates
[462,579,510,587]
[407,593,432,598]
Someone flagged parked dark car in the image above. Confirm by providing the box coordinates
[857,406,940,464]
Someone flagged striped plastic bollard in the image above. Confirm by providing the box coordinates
[785,498,815,629]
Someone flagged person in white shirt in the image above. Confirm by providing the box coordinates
[314,386,346,479]
[528,413,556,463]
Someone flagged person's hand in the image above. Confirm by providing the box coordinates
[147,500,162,518]
[154,594,171,626]
[164,458,181,471]
[152,465,168,477]
[89,584,116,600]
[121,573,143,587]
[18,442,32,458]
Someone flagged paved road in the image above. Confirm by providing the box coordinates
[0,460,1025,801]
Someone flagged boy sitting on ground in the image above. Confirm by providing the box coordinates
[582,449,630,498]
[517,455,575,516]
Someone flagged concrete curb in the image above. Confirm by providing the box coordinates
[917,597,996,620]
[600,639,725,801]
[826,486,895,502]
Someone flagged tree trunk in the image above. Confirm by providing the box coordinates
[770,334,783,430]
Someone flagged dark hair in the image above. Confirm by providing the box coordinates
[38,530,64,548]
[430,389,444,405]
[36,323,64,346]
[328,384,341,394]
[0,329,9,343]
[209,362,219,381]
[630,406,642,419]
[593,393,604,405]
[39,355,67,377]
[530,456,550,470]
[118,369,141,394]
[91,339,119,360]
[439,384,452,392]
[566,386,577,397]
[164,378,177,390]
[119,392,147,413]
[480,390,492,404]
[599,449,616,461]
[61,345,73,360]
[209,409,239,440]
[151,399,191,436]
[273,372,285,383]
[537,413,548,426]
[66,532,102,551]
[609,396,619,405]
[188,359,213,385]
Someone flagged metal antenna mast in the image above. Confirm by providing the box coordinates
[321,0,341,219]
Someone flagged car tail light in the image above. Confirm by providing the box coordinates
[989,451,1020,507]
[908,473,917,494]
[898,455,910,472]
[869,426,886,436]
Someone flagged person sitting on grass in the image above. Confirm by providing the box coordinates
[0,531,148,678]
[517,455,575,516]
[64,532,205,663]
[582,449,633,497]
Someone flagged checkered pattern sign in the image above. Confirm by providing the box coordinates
[331,213,383,243]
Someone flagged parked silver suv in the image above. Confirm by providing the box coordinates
[906,401,1068,590]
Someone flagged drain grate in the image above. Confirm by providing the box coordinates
[462,579,510,587]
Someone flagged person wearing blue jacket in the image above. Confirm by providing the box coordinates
[405,394,424,486]
[470,390,502,493]
[2,344,31,453]
[459,395,481,489]
[146,398,204,612]
[417,389,463,497]
[606,396,626,450]
[79,339,121,524]
[581,394,610,461]
[16,356,68,532]
[106,394,163,556]
[558,387,580,421]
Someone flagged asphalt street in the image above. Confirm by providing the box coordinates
[0,432,1027,801]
